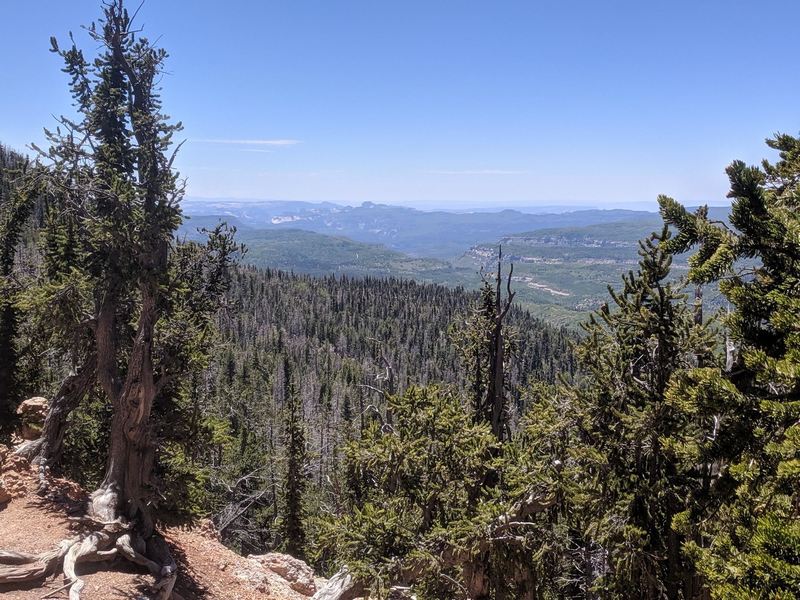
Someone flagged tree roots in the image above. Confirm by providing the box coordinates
[0,521,178,599]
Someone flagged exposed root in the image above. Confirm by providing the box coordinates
[147,534,178,600]
[116,532,161,574]
[14,437,44,463]
[0,538,75,585]
[3,436,178,597]
[62,529,118,599]
[0,523,180,599]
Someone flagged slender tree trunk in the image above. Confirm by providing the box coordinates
[490,316,505,440]
[16,355,95,466]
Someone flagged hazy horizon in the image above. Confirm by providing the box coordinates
[2,1,797,208]
[182,195,732,214]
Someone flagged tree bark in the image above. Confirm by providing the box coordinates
[16,355,95,467]
[91,285,158,537]
[485,248,514,441]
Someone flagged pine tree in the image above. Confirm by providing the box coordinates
[282,356,308,557]
[0,2,239,594]
[315,385,502,598]
[659,132,800,598]
[453,247,516,440]
[0,145,35,432]
[564,226,714,597]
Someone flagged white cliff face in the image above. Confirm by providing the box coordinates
[272,216,306,224]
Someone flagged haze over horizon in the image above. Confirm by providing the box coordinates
[2,0,798,209]
[181,195,731,213]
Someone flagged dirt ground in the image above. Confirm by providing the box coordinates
[0,452,324,600]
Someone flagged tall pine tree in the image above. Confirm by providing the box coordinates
[564,226,714,597]
[0,2,239,595]
[282,356,308,557]
[660,132,800,598]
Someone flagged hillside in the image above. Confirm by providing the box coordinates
[456,208,731,324]
[180,219,462,280]
[181,201,733,325]
[3,248,574,592]
[149,267,575,555]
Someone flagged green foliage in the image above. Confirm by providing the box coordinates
[199,266,574,555]
[543,227,715,597]
[60,392,112,487]
[310,231,721,598]
[0,145,36,432]
[281,357,309,558]
[660,132,800,598]
[155,439,212,526]
[316,385,500,597]
[507,382,586,597]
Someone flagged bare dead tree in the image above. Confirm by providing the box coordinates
[488,247,515,440]
[365,336,396,425]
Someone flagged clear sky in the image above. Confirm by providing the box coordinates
[1,1,798,209]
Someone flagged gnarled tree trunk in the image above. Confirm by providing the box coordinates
[91,281,160,533]
[16,355,95,468]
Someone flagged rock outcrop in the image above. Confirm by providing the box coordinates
[249,552,318,596]
[16,396,49,441]
[0,444,28,504]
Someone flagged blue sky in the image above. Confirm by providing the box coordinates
[1,1,798,209]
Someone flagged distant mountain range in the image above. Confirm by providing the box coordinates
[181,198,657,259]
[181,199,728,325]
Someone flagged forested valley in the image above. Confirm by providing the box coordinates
[1,2,799,600]
[57,265,575,555]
